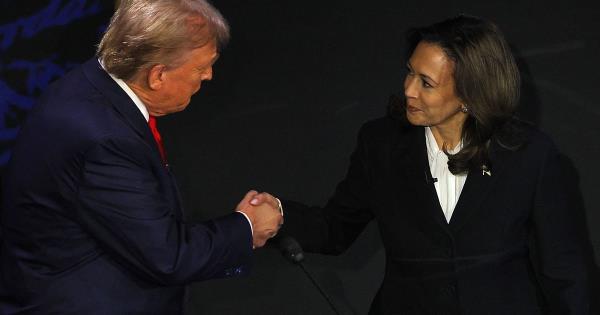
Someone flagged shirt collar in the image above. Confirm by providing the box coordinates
[425,126,463,158]
[98,58,150,122]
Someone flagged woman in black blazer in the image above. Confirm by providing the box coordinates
[270,15,589,314]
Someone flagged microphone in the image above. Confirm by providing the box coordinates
[279,236,305,263]
[425,170,438,184]
[278,236,340,315]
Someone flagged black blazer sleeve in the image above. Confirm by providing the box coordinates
[281,124,375,255]
[531,139,589,314]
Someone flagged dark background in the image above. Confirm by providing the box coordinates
[1,0,598,314]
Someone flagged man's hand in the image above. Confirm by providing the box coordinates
[236,191,283,248]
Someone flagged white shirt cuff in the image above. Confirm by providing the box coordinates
[236,197,283,238]
[236,211,253,236]
[275,198,284,217]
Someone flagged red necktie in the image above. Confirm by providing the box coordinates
[148,116,167,164]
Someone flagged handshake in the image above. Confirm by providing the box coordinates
[236,190,284,248]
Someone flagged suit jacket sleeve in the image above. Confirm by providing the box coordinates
[74,135,253,286]
[281,124,375,255]
[531,139,589,314]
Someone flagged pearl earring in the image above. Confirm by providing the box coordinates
[460,104,469,113]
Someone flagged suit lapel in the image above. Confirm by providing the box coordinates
[448,143,512,233]
[82,58,184,218]
[81,58,159,159]
[391,125,450,233]
[390,123,515,234]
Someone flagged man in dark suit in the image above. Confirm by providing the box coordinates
[0,0,283,314]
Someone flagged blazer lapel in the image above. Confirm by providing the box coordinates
[391,125,450,233]
[81,58,158,158]
[82,58,184,218]
[448,143,512,233]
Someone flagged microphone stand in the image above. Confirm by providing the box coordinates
[279,236,341,315]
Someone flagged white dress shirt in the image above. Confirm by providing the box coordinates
[100,60,149,122]
[425,127,467,223]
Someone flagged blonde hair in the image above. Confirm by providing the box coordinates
[97,0,229,81]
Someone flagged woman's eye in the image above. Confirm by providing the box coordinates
[421,79,432,88]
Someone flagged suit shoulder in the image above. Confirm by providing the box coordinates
[517,123,558,153]
[495,122,562,171]
[19,80,129,156]
[39,63,89,102]
[494,119,557,154]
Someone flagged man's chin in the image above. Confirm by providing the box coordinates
[170,101,191,113]
[178,101,191,111]
[153,99,191,115]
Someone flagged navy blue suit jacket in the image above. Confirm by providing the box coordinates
[1,58,253,314]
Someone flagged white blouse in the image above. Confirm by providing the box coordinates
[425,127,468,223]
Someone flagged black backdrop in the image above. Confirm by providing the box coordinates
[1,0,598,314]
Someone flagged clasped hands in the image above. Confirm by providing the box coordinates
[236,190,283,249]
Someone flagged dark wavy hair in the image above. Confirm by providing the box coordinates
[390,14,524,174]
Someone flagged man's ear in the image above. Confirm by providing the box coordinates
[147,64,166,90]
